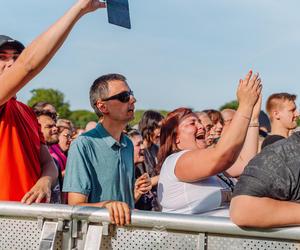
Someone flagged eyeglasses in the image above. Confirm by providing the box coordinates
[102,90,134,103]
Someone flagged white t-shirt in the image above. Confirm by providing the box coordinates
[157,150,230,216]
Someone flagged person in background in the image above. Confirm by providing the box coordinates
[35,110,62,204]
[138,110,164,211]
[202,109,224,145]
[261,93,299,149]
[128,129,154,211]
[195,111,214,147]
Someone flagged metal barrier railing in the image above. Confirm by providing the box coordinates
[0,201,299,250]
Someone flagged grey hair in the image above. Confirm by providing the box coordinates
[89,73,127,117]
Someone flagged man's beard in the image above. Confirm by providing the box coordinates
[46,137,59,146]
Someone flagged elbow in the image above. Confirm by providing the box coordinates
[230,204,249,227]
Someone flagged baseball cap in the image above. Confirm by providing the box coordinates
[0,35,25,53]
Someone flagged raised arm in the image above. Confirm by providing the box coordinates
[0,0,105,106]
[175,71,262,181]
[230,195,300,228]
[225,94,261,177]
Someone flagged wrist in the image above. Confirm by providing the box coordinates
[249,121,259,127]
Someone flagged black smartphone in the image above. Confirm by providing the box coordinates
[106,0,131,29]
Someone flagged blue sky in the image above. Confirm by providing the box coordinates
[1,0,300,112]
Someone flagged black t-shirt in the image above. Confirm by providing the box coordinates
[261,134,285,150]
[233,132,300,201]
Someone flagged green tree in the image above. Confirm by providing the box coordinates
[69,110,98,128]
[27,88,71,118]
[219,100,239,111]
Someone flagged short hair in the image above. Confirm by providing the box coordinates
[266,93,297,115]
[32,102,57,122]
[89,73,127,117]
[57,119,73,133]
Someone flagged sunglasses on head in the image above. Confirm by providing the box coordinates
[102,90,134,103]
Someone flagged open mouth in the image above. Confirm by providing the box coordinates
[196,133,205,140]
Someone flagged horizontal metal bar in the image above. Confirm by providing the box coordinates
[0,202,73,219]
[1,202,300,241]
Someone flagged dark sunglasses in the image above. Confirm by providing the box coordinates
[102,90,134,103]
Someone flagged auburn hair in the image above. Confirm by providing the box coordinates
[156,107,194,173]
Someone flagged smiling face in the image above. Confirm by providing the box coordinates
[38,115,59,145]
[58,128,72,152]
[176,114,204,150]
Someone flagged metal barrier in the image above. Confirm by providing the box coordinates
[0,201,300,250]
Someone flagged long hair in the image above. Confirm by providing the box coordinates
[138,110,164,145]
[156,107,194,173]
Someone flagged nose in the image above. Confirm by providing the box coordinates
[52,126,58,133]
[196,121,204,131]
[130,95,136,103]
[4,58,15,70]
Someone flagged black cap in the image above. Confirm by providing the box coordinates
[0,35,25,53]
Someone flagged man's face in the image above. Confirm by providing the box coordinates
[38,115,59,145]
[277,100,299,130]
[0,48,19,75]
[130,135,145,165]
[103,80,136,123]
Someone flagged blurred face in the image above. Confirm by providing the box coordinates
[58,128,72,152]
[101,80,136,123]
[277,100,299,129]
[211,121,223,139]
[44,104,56,114]
[197,113,213,145]
[151,127,161,145]
[38,115,59,145]
[176,114,205,150]
[130,134,145,164]
[0,48,19,75]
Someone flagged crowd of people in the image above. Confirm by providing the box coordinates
[1,0,300,229]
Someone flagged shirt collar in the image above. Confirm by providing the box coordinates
[96,123,127,148]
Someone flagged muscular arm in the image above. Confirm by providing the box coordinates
[0,0,105,106]
[21,144,58,204]
[68,192,131,226]
[230,195,300,228]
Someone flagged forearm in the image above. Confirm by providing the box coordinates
[226,125,259,177]
[230,195,300,228]
[0,1,86,105]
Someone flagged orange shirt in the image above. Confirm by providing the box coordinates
[0,98,44,201]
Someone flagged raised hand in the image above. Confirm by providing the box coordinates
[78,0,106,15]
[237,70,262,109]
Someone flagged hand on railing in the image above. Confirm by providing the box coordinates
[21,176,52,204]
[103,201,131,226]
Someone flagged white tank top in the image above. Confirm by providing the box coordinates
[157,150,229,216]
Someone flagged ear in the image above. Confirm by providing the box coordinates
[96,101,109,115]
[175,135,180,144]
[273,110,280,120]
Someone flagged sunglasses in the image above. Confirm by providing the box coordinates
[102,90,134,103]
[0,52,20,61]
